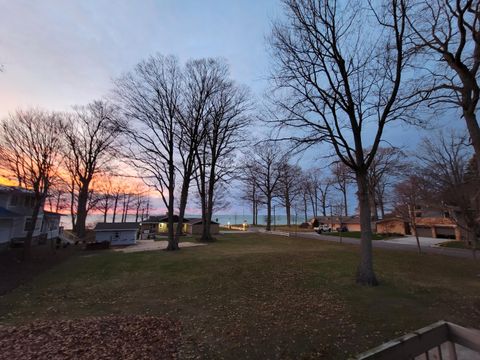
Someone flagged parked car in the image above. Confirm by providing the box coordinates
[315,224,332,234]
[336,226,348,232]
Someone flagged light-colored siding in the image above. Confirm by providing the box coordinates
[95,230,137,245]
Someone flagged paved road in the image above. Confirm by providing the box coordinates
[277,230,479,260]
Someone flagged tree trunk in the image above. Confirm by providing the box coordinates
[166,159,179,250]
[355,171,378,286]
[266,195,272,231]
[75,183,90,238]
[175,170,192,244]
[464,111,480,172]
[23,198,42,260]
[343,189,348,217]
[112,195,119,223]
[285,192,291,227]
[303,196,308,222]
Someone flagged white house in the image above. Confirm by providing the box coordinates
[0,185,63,249]
[94,222,139,246]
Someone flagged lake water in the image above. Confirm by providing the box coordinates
[60,213,309,230]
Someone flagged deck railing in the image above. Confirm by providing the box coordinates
[356,321,480,360]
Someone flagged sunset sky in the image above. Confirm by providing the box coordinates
[0,0,465,215]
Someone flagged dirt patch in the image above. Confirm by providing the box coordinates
[0,315,181,360]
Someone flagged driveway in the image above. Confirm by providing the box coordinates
[380,236,450,247]
[276,231,478,260]
[113,240,206,253]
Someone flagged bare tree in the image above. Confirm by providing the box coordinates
[331,162,351,217]
[0,109,64,258]
[115,54,182,250]
[417,132,480,256]
[247,142,285,231]
[408,0,480,171]
[240,158,265,226]
[270,0,413,285]
[275,161,303,226]
[367,147,406,220]
[194,61,250,241]
[393,174,425,253]
[174,59,223,241]
[64,100,121,238]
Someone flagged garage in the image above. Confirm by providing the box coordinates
[415,226,433,238]
[435,226,456,239]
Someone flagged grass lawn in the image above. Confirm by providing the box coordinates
[439,240,472,249]
[325,231,387,240]
[1,233,479,359]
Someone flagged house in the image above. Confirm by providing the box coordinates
[376,216,410,235]
[0,185,63,249]
[376,207,461,240]
[185,218,219,235]
[139,214,188,239]
[94,222,139,246]
[309,216,363,232]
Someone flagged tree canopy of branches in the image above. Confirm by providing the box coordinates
[64,100,121,238]
[270,0,413,285]
[245,142,286,231]
[408,0,480,171]
[194,60,250,242]
[0,109,64,258]
[115,55,182,250]
[417,132,479,255]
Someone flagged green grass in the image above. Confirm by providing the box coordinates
[325,231,387,240]
[439,240,471,249]
[0,234,479,359]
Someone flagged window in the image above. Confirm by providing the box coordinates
[114,232,120,238]
[24,218,33,232]
[9,195,18,206]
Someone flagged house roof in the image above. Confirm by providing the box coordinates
[0,206,22,219]
[94,222,139,231]
[142,215,180,223]
[311,216,361,224]
[185,218,219,225]
[0,185,34,195]
[43,211,64,217]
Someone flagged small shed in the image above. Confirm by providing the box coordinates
[94,222,139,246]
[185,218,219,235]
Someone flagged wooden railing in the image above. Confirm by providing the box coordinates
[357,321,480,360]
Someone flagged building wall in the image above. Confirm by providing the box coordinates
[0,219,13,244]
[187,223,219,235]
[376,220,407,235]
[95,230,137,245]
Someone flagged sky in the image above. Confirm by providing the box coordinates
[0,0,466,217]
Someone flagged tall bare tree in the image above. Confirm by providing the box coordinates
[0,109,64,258]
[270,0,413,285]
[331,162,351,217]
[114,54,182,250]
[417,132,480,256]
[275,161,303,226]
[194,60,250,241]
[367,147,406,220]
[64,100,121,238]
[174,59,223,241]
[240,158,265,226]
[393,174,426,253]
[408,0,480,171]
[247,142,285,231]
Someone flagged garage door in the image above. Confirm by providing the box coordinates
[436,226,456,239]
[415,226,432,238]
